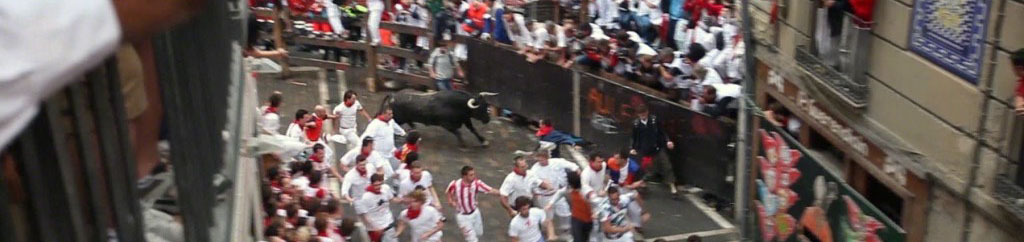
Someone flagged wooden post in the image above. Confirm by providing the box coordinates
[365,20,381,92]
[272,6,291,77]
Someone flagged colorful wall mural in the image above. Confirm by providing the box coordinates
[754,125,905,242]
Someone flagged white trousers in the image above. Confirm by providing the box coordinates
[368,9,383,44]
[455,210,483,242]
[331,128,361,152]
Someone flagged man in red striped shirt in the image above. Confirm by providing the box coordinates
[445,166,500,242]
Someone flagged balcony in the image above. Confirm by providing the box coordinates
[795,12,873,108]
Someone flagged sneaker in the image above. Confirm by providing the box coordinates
[670,184,678,194]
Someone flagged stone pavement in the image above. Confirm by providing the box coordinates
[257,67,738,242]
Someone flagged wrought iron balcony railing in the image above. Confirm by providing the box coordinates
[795,12,873,108]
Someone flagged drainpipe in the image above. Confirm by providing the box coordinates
[960,0,1007,240]
[735,0,758,239]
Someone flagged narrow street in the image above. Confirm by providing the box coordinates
[257,69,738,241]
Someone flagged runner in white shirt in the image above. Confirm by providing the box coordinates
[360,107,407,170]
[445,166,501,242]
[507,197,547,242]
[286,109,313,143]
[339,138,394,178]
[581,153,610,199]
[598,187,638,242]
[331,91,372,151]
[396,190,445,242]
[528,152,579,238]
[340,156,377,202]
[258,92,284,135]
[396,164,442,209]
[355,174,401,242]
[499,156,550,217]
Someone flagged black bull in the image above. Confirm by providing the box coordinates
[386,90,499,147]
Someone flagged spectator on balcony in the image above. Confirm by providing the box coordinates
[482,0,512,45]
[619,0,662,44]
[411,0,433,52]
[427,39,465,90]
[590,0,620,30]
[462,0,490,37]
[1012,49,1024,115]
[505,8,536,49]
[663,0,689,50]
[816,0,874,67]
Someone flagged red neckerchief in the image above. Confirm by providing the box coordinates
[406,207,422,220]
[357,168,368,177]
[264,106,278,114]
[310,183,320,189]
[377,116,389,122]
[311,155,323,163]
[344,100,355,107]
[318,230,329,237]
[366,185,382,195]
[590,164,602,172]
[513,168,527,177]
[270,180,282,189]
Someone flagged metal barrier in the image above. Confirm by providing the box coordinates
[1,61,146,242]
[465,38,738,201]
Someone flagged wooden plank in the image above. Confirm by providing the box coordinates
[293,37,370,50]
[288,57,353,71]
[377,46,428,61]
[378,69,434,87]
[380,22,433,36]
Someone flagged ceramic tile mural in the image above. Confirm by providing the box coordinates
[909,0,990,83]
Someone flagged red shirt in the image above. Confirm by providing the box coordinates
[568,191,593,221]
[306,116,324,142]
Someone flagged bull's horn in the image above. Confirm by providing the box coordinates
[478,92,500,96]
[467,98,480,109]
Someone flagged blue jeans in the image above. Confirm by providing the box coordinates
[436,78,453,90]
[618,12,654,44]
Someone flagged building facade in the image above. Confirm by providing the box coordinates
[743,0,1024,241]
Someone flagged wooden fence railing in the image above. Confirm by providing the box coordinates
[252,7,471,91]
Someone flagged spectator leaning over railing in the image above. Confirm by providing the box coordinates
[481,0,512,45]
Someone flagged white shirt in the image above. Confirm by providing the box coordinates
[332,101,363,130]
[367,0,385,10]
[399,206,444,242]
[0,0,122,151]
[340,164,377,199]
[360,119,406,159]
[339,148,394,177]
[499,172,542,205]
[285,122,306,141]
[712,83,742,101]
[581,163,608,198]
[591,0,619,28]
[507,208,546,242]
[354,185,396,230]
[531,27,549,49]
[397,171,435,202]
[529,158,580,195]
[259,108,282,135]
